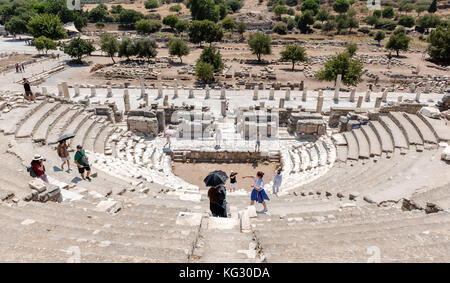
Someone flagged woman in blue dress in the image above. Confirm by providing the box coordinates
[243,171,269,213]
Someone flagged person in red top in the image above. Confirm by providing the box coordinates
[31,154,49,183]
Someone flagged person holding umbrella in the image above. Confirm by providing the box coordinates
[57,140,71,172]
[204,170,228,218]
[243,171,269,213]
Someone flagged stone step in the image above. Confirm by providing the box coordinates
[352,128,370,159]
[361,125,382,156]
[342,132,358,160]
[84,121,106,152]
[0,223,191,262]
[389,112,423,145]
[379,115,408,149]
[0,102,44,135]
[418,114,450,142]
[46,108,82,144]
[94,125,114,154]
[336,145,348,162]
[370,121,394,153]
[71,116,97,148]
[33,104,71,143]
[64,113,92,140]
[403,113,437,144]
[16,103,59,138]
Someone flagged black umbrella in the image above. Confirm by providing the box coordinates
[203,170,228,187]
[57,133,75,143]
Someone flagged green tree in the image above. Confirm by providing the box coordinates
[175,20,189,34]
[222,16,235,33]
[273,23,288,34]
[198,46,224,71]
[119,9,144,27]
[226,0,242,13]
[5,16,28,34]
[348,17,358,33]
[189,0,220,22]
[382,6,394,18]
[135,19,162,34]
[417,14,441,33]
[195,61,215,82]
[416,5,427,16]
[73,12,87,32]
[163,14,179,30]
[364,15,378,27]
[398,15,415,28]
[63,37,95,63]
[427,25,450,64]
[385,27,411,56]
[27,13,66,40]
[119,37,137,60]
[316,8,329,23]
[237,21,246,39]
[88,4,109,23]
[346,42,357,57]
[316,52,363,86]
[374,31,385,45]
[145,0,159,9]
[99,33,119,63]
[333,0,350,14]
[273,5,287,19]
[135,38,158,62]
[301,0,319,15]
[34,36,57,54]
[168,38,190,63]
[280,44,307,70]
[428,0,437,13]
[189,20,223,46]
[248,32,271,62]
[296,10,314,33]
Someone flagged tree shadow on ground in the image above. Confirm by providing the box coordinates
[279,68,303,72]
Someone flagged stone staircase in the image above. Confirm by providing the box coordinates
[332,112,448,163]
[253,206,450,262]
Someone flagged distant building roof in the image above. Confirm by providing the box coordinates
[63,22,79,33]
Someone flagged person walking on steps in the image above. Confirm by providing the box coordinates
[255,131,261,152]
[208,185,227,217]
[243,171,269,213]
[57,140,71,172]
[229,170,238,192]
[272,168,282,196]
[74,145,91,181]
[22,78,35,102]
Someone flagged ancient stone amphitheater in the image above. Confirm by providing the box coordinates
[0,85,449,263]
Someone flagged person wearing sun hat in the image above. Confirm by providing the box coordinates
[31,154,49,183]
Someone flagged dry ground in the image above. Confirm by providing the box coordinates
[172,161,280,191]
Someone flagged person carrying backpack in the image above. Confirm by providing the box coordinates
[30,154,49,183]
[74,145,91,181]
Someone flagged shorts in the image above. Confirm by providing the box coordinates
[25,91,33,97]
[60,156,70,162]
[78,165,91,174]
[256,141,261,146]
[230,183,237,189]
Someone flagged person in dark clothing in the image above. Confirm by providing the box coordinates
[208,185,227,217]
[22,78,35,102]
[229,170,238,192]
